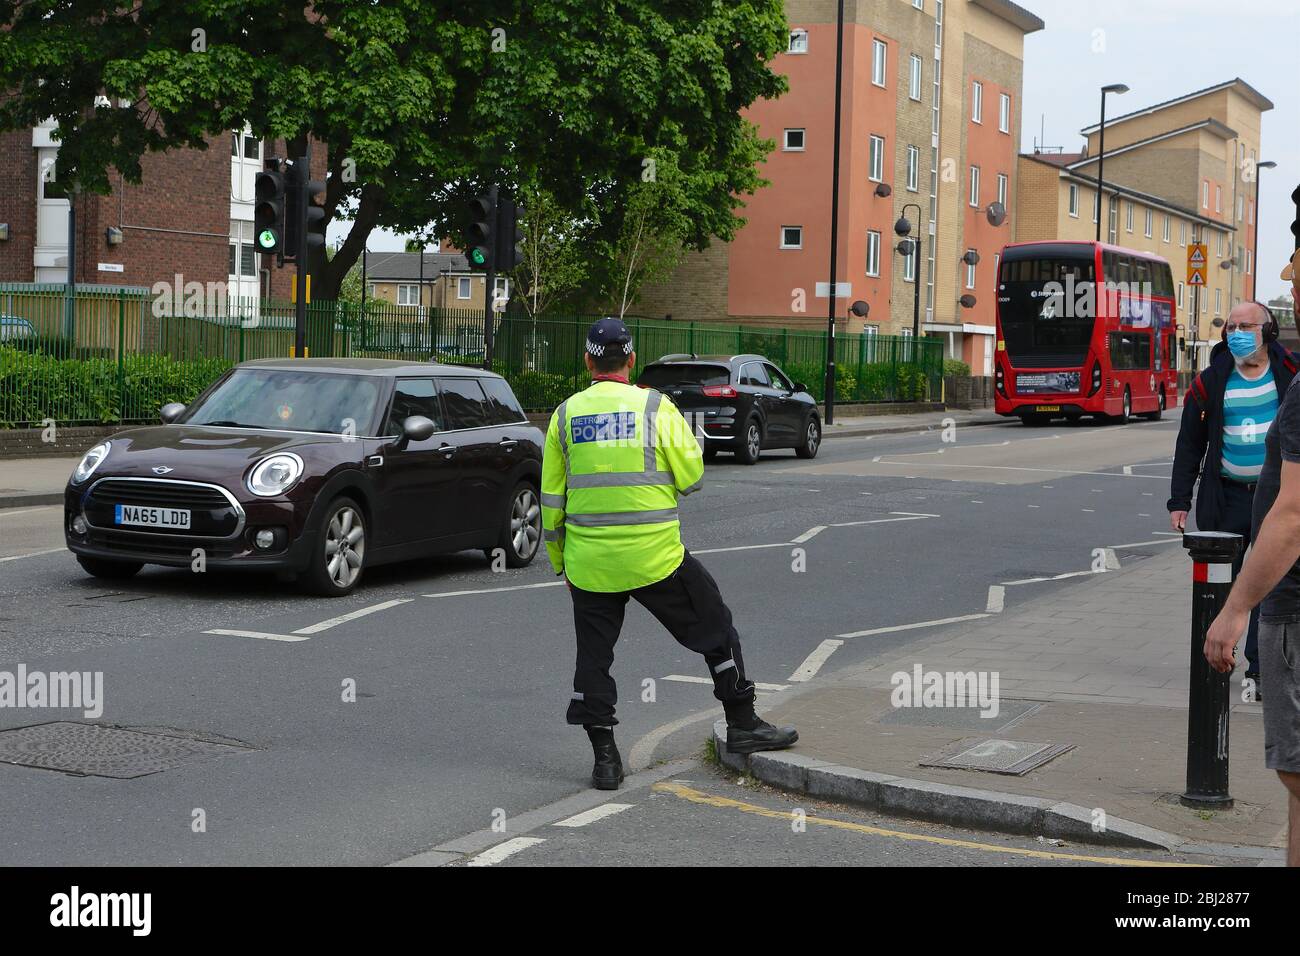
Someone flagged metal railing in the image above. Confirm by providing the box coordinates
[0,285,943,426]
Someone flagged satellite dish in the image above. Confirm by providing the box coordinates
[849,300,870,318]
[986,202,1007,227]
[959,294,977,309]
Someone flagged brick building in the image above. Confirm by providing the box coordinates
[1013,78,1273,368]
[364,250,508,313]
[637,0,1045,376]
[0,118,325,317]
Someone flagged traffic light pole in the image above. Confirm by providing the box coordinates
[293,146,311,359]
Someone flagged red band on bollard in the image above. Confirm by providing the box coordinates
[1193,562,1207,583]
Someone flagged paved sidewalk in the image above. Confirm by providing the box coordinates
[822,407,1002,439]
[726,545,1289,857]
[0,456,78,508]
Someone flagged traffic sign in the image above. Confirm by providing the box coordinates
[1187,243,1207,286]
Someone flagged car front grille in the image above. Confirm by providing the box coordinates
[82,478,243,538]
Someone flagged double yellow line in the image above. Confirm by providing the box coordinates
[652,782,1198,867]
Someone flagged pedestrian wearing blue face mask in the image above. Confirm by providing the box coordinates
[1171,301,1300,697]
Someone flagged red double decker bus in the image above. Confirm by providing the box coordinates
[994,240,1179,425]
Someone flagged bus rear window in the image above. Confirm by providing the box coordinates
[1000,256,1095,284]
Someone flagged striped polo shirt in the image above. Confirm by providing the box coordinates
[1221,364,1277,483]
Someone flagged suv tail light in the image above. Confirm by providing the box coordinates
[702,385,737,398]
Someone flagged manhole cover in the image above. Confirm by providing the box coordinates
[920,737,1074,775]
[877,699,1042,732]
[0,722,253,778]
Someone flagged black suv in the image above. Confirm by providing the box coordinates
[636,354,821,464]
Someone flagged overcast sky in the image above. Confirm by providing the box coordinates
[337,0,1299,302]
[1018,0,1298,302]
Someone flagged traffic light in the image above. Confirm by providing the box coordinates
[1291,184,1300,250]
[284,159,327,263]
[467,189,497,271]
[254,161,287,260]
[494,197,524,273]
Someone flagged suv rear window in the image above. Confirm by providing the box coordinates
[637,363,730,388]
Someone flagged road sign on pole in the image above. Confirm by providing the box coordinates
[1187,243,1208,286]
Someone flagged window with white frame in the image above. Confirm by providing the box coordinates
[1203,181,1210,209]
[1177,282,1184,308]
[783,128,805,151]
[971,81,983,123]
[1144,208,1152,238]
[1215,288,1222,315]
[1126,203,1133,232]
[869,135,885,181]
[965,250,977,289]
[1216,232,1224,257]
[1248,200,1254,225]
[1069,184,1079,217]
[1246,249,1252,275]
[909,55,923,101]
[969,165,980,207]
[788,29,808,53]
[866,230,881,276]
[913,0,923,8]
[1215,185,1221,213]
[1180,221,1186,246]
[1092,191,1099,224]
[996,173,1007,208]
[1163,215,1170,243]
[906,145,920,192]
[998,93,1011,133]
[398,283,420,307]
[228,220,257,278]
[903,240,916,281]
[457,276,472,299]
[872,39,887,86]
[781,226,803,249]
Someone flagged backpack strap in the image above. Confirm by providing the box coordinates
[1185,373,1208,408]
[1282,352,1298,376]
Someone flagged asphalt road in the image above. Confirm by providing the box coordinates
[0,414,1189,865]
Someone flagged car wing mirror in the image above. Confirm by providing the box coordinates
[160,402,186,424]
[396,414,436,449]
[793,383,808,394]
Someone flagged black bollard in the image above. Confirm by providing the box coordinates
[1180,530,1244,810]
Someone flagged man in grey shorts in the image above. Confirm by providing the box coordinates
[1206,335,1300,867]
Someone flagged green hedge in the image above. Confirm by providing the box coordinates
[0,347,230,427]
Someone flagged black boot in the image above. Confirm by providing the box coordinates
[586,726,625,790]
[724,702,798,755]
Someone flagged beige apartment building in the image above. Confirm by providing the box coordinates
[637,0,1045,375]
[364,251,509,312]
[1015,79,1273,368]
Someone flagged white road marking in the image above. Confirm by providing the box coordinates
[664,674,789,692]
[829,515,933,528]
[0,547,65,563]
[788,639,843,682]
[204,629,309,642]
[553,804,635,828]
[1110,538,1182,548]
[890,511,941,517]
[792,526,826,544]
[869,460,1167,480]
[1103,548,1120,570]
[464,837,546,867]
[1123,465,1133,475]
[837,613,989,639]
[292,598,413,635]
[970,500,984,504]
[1082,508,1095,513]
[696,543,793,554]
[985,585,1005,614]
[427,581,566,598]
[0,506,61,518]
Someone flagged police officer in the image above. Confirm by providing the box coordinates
[542,318,798,790]
[1170,301,1298,696]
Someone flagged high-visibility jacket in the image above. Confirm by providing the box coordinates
[542,380,704,592]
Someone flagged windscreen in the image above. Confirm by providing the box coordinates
[636,363,730,388]
[183,368,385,434]
[997,253,1097,368]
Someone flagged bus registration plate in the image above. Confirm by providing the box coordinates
[1034,405,1061,413]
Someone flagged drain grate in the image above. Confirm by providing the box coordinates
[920,737,1074,776]
[877,699,1042,733]
[0,722,253,778]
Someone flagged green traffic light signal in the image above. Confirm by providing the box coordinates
[257,229,278,251]
[470,247,487,267]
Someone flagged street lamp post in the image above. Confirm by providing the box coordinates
[894,204,923,340]
[1096,84,1130,243]
[824,0,847,426]
[1253,160,1277,300]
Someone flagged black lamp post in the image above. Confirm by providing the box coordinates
[1097,83,1129,243]
[894,203,923,340]
[823,0,847,426]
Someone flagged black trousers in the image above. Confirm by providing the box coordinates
[566,550,757,726]
[1221,479,1260,672]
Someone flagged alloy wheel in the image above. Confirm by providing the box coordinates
[511,487,541,560]
[325,506,365,589]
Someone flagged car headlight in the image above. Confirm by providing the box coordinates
[246,453,304,497]
[72,441,111,484]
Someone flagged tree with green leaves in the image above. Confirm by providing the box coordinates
[511,184,589,318]
[0,1,787,305]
